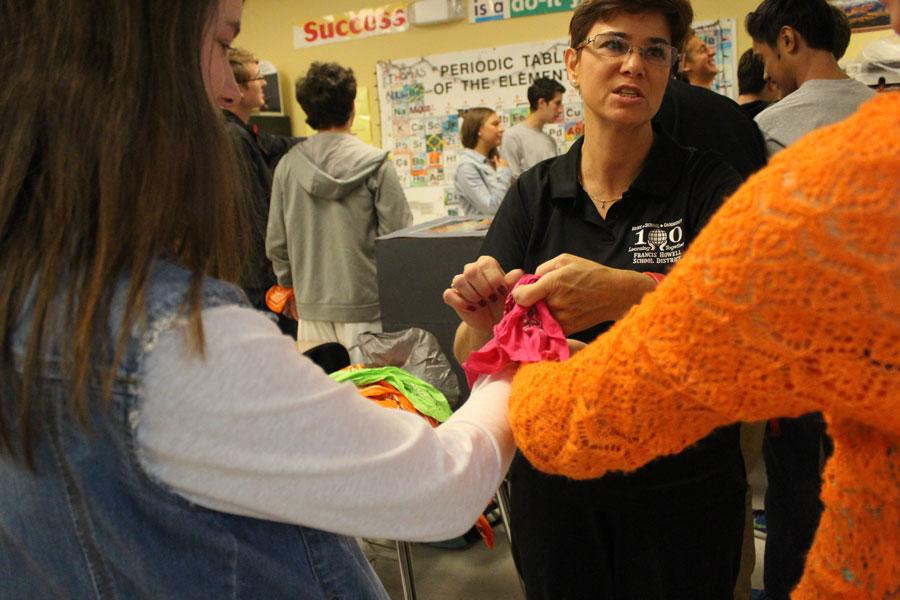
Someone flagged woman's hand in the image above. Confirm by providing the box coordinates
[492,156,509,169]
[442,256,524,334]
[511,254,657,335]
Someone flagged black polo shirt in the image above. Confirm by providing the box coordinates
[483,123,742,343]
[482,125,745,495]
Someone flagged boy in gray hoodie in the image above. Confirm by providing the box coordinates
[267,62,412,355]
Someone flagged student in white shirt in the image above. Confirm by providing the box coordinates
[0,2,515,597]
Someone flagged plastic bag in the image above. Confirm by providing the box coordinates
[353,328,461,409]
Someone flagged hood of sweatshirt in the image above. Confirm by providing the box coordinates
[289,132,389,200]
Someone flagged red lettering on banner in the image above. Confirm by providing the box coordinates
[303,21,318,42]
[298,6,407,47]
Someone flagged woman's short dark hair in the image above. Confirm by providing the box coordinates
[295,62,357,130]
[568,0,694,55]
[459,107,496,149]
[745,0,836,52]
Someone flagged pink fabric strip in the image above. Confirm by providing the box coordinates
[462,274,570,387]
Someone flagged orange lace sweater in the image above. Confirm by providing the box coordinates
[509,93,899,599]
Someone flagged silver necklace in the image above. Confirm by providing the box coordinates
[586,192,620,211]
[578,173,620,211]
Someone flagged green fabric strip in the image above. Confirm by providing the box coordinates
[330,366,453,423]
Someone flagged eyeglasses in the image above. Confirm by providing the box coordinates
[576,34,679,68]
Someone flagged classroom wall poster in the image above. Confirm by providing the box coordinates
[376,38,582,220]
[293,3,408,49]
[693,18,738,99]
[470,0,506,22]
[469,0,582,24]
[831,0,891,31]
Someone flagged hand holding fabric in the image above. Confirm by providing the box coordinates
[512,253,657,335]
[442,255,524,334]
[463,275,569,387]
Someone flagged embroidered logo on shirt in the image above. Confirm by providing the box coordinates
[628,219,686,265]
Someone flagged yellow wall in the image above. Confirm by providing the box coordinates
[240,0,890,141]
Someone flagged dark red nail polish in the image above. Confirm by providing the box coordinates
[478,299,487,307]
[467,305,477,312]
[489,294,498,302]
[498,286,508,295]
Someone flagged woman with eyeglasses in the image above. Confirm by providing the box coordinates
[507,2,900,598]
[0,1,517,598]
[443,1,747,597]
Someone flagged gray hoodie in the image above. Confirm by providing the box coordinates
[267,132,412,322]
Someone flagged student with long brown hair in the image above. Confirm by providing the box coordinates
[0,1,515,597]
[454,107,513,215]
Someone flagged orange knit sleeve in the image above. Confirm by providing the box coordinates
[508,93,900,480]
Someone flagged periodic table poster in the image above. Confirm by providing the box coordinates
[376,39,583,221]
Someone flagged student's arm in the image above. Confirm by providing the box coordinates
[265,162,292,287]
[139,306,516,542]
[452,321,493,365]
[372,160,413,236]
[508,126,900,479]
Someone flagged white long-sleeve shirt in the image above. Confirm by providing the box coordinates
[136,305,514,542]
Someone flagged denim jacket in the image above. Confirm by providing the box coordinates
[453,148,513,216]
[0,260,389,599]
